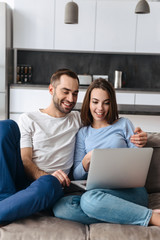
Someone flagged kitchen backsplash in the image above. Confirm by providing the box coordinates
[17,50,160,89]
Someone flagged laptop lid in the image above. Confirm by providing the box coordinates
[86,148,153,190]
[71,148,153,191]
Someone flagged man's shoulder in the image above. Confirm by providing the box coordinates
[19,111,40,121]
[69,111,81,122]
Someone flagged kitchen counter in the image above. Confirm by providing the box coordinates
[10,84,160,116]
[10,83,160,92]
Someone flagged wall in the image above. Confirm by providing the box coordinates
[17,50,160,89]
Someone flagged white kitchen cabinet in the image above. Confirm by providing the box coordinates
[116,92,135,105]
[54,0,96,51]
[135,93,160,106]
[95,1,137,53]
[9,88,51,122]
[136,3,160,54]
[13,0,55,49]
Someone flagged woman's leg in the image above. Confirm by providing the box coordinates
[0,120,28,201]
[0,175,64,224]
[53,195,103,224]
[80,188,152,226]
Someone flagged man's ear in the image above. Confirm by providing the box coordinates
[49,84,54,95]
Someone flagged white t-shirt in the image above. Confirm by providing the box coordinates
[18,110,81,175]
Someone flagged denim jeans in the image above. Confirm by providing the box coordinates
[0,120,64,224]
[53,187,152,226]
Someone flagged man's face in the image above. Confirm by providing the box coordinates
[51,74,79,114]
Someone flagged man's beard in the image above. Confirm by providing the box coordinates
[53,96,75,114]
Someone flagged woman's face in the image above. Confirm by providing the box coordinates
[89,88,110,123]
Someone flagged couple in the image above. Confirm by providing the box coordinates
[0,68,159,226]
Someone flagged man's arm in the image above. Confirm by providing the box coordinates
[21,147,48,180]
[21,147,71,187]
[130,127,148,148]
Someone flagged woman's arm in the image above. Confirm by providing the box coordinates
[73,128,88,180]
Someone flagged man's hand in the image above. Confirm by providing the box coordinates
[130,127,148,148]
[52,169,71,187]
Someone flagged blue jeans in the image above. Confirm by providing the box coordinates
[0,120,64,224]
[53,188,152,226]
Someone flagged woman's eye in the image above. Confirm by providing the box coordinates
[104,102,110,105]
[92,101,98,104]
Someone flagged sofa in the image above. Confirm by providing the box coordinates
[0,133,160,240]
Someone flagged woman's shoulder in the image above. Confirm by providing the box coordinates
[77,125,90,137]
[116,117,132,125]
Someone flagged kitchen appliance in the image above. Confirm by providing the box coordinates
[92,75,108,81]
[114,70,122,89]
[0,3,13,119]
[78,75,92,85]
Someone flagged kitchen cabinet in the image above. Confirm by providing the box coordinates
[116,92,135,105]
[13,0,55,49]
[95,1,137,53]
[54,0,96,51]
[135,93,160,106]
[136,3,160,54]
[9,87,51,121]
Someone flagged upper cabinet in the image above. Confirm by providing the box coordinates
[13,0,55,49]
[54,0,96,51]
[136,2,160,54]
[13,1,160,54]
[95,1,137,53]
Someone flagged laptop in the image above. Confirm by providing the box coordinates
[71,148,153,191]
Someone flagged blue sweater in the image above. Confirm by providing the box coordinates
[73,117,137,180]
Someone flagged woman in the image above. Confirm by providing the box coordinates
[53,78,160,226]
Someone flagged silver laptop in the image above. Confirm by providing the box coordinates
[71,148,153,191]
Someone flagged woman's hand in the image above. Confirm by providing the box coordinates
[82,151,93,172]
[130,127,148,148]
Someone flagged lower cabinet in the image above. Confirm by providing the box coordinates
[9,87,51,122]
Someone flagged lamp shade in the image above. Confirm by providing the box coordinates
[135,0,150,14]
[64,1,78,24]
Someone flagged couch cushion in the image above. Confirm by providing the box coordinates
[145,133,160,193]
[0,214,87,240]
[89,192,160,240]
[89,223,160,240]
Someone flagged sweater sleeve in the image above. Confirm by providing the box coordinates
[123,118,138,148]
[73,128,88,180]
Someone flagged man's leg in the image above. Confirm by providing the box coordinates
[0,175,64,224]
[0,120,28,201]
[0,120,64,224]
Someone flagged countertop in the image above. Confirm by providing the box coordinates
[10,84,160,116]
[10,83,160,92]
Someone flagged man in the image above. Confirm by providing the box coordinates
[0,69,147,225]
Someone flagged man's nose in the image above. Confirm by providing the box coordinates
[67,93,74,102]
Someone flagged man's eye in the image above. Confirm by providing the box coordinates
[73,93,78,97]
[63,91,69,94]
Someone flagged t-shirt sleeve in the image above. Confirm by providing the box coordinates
[18,113,33,148]
[123,118,137,148]
[73,128,88,180]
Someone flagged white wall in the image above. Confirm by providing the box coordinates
[0,0,14,8]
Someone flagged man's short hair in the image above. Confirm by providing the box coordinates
[50,69,79,87]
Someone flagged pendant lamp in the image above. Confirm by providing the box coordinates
[64,1,78,24]
[135,0,150,14]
